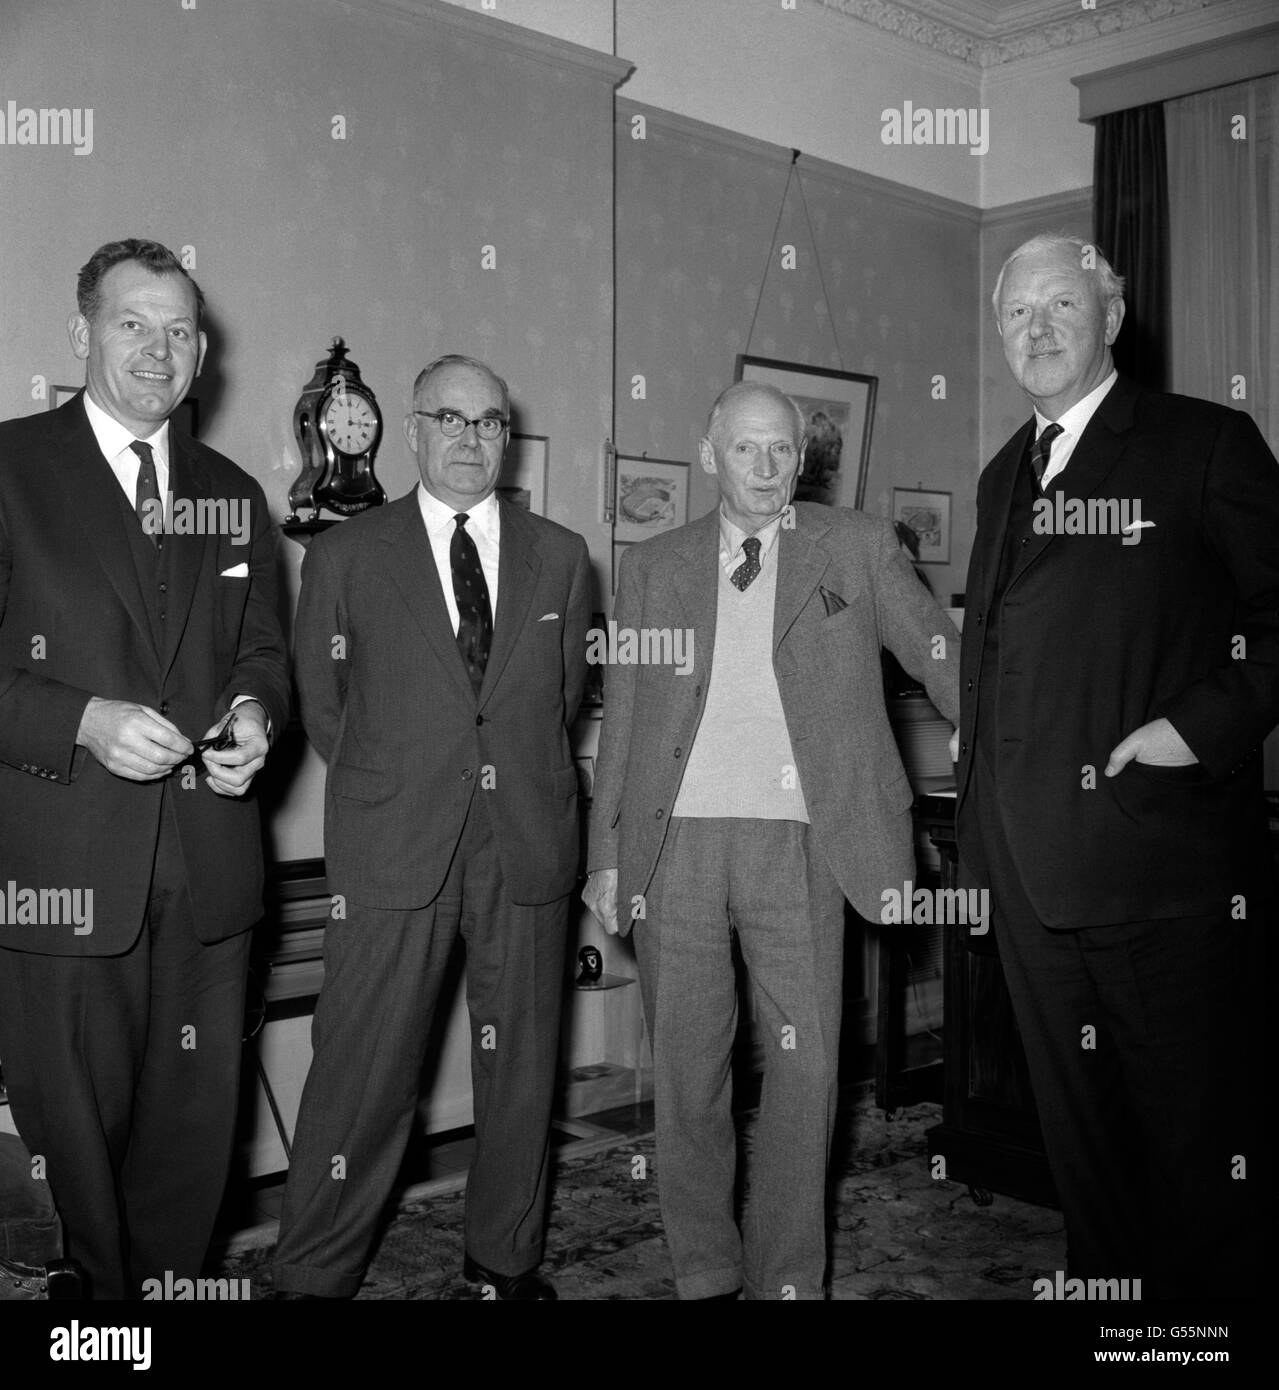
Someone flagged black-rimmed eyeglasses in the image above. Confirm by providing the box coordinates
[413,409,508,440]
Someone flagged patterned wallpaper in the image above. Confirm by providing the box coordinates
[614,105,981,605]
[0,0,620,858]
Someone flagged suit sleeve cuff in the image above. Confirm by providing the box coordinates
[229,694,272,741]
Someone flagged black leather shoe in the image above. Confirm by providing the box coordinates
[462,1254,557,1301]
[694,1289,741,1301]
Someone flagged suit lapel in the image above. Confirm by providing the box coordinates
[972,420,1032,613]
[48,395,160,671]
[159,428,211,677]
[480,498,538,705]
[381,493,476,704]
[668,511,720,659]
[1007,377,1139,589]
[774,507,831,654]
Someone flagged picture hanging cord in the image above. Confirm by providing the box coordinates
[743,149,847,371]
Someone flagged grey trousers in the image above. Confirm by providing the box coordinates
[273,796,570,1297]
[633,817,846,1300]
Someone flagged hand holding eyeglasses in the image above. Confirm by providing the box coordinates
[196,705,270,798]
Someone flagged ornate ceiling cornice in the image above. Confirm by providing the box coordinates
[815,0,1234,68]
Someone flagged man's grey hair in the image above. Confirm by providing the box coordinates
[413,353,510,414]
[991,233,1126,321]
[705,381,806,448]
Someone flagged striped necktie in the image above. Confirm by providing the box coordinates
[1029,422,1064,491]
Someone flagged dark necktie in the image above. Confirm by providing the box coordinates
[451,513,493,696]
[131,439,161,546]
[730,535,762,591]
[1029,422,1064,491]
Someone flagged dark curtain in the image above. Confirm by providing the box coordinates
[1093,104,1170,391]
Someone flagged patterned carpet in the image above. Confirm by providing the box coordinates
[219,1087,1065,1299]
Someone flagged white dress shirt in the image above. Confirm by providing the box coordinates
[82,390,270,734]
[83,390,170,507]
[416,484,501,635]
[1034,369,1118,489]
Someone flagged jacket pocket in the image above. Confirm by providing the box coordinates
[329,764,393,804]
[879,768,914,813]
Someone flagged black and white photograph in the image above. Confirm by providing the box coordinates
[0,0,1274,1374]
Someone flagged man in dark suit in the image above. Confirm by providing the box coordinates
[584,382,959,1300]
[0,238,290,1299]
[274,354,590,1300]
[956,233,1279,1299]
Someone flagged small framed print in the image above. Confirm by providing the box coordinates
[736,355,876,510]
[892,487,952,565]
[614,456,688,544]
[498,433,548,516]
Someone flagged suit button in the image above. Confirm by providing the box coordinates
[159,582,168,593]
[961,742,969,754]
[475,714,484,726]
[655,809,664,820]
[695,686,702,697]
[160,701,170,715]
[976,613,984,626]
[461,769,473,781]
[965,680,973,692]
[674,747,682,758]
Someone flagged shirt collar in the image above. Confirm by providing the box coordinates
[1034,369,1117,443]
[718,506,785,567]
[417,482,500,539]
[82,390,169,468]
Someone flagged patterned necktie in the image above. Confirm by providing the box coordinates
[131,439,161,547]
[451,513,493,696]
[730,535,762,591]
[1029,422,1064,491]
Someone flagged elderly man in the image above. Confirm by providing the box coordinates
[0,238,290,1299]
[585,381,959,1300]
[274,354,591,1300]
[956,233,1279,1298]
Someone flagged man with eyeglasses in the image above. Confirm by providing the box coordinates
[274,354,591,1300]
[584,382,959,1298]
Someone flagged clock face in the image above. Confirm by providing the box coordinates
[322,389,379,456]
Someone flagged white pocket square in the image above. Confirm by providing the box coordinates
[220,563,250,578]
[1121,520,1156,534]
[539,612,559,621]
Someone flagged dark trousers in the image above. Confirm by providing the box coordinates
[633,817,845,1301]
[0,798,250,1300]
[973,791,1265,1299]
[273,794,570,1297]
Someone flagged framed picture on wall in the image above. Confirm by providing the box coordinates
[892,487,951,564]
[51,383,200,438]
[614,455,688,543]
[735,356,876,510]
[498,433,548,515]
